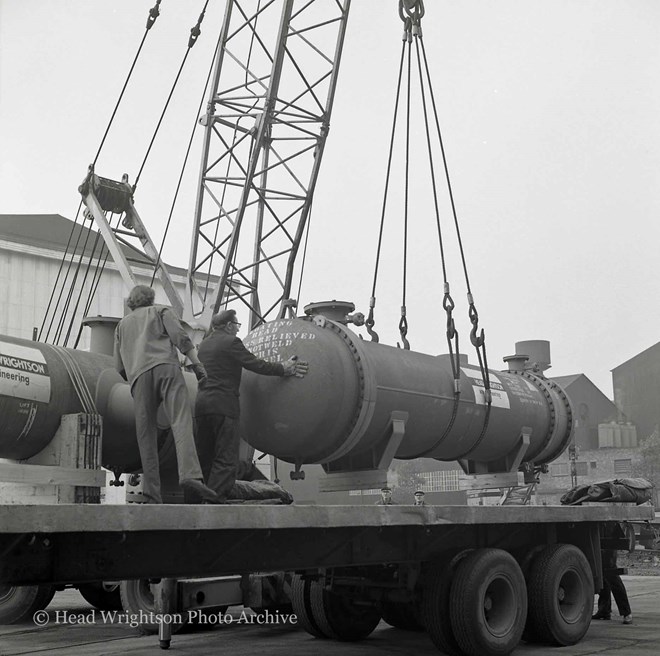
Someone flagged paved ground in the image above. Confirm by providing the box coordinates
[1,576,658,656]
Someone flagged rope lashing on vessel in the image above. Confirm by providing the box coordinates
[51,345,98,415]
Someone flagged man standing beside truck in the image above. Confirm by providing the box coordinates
[195,309,308,501]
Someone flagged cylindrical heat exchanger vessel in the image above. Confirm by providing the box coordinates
[240,317,573,467]
[0,334,219,473]
[0,334,148,471]
[0,335,117,460]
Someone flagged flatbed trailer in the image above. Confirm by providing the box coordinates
[0,502,654,655]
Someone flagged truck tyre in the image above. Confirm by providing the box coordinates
[525,544,593,646]
[422,554,469,656]
[0,584,56,624]
[78,582,123,611]
[379,600,423,631]
[290,574,327,638]
[449,548,527,656]
[119,580,183,636]
[308,579,381,641]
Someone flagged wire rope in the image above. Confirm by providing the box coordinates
[133,0,211,191]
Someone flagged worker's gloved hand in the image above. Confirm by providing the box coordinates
[191,363,208,386]
[282,355,309,378]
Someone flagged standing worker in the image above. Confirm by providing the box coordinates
[195,309,308,501]
[593,533,633,624]
[114,285,218,504]
[413,490,426,506]
[376,487,394,505]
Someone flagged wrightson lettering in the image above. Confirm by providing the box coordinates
[0,355,47,375]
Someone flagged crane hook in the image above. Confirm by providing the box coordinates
[399,0,425,24]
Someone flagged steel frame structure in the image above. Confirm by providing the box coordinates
[78,1,350,333]
[185,0,351,329]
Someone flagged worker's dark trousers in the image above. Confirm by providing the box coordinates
[194,414,239,500]
[597,574,631,617]
[132,364,203,504]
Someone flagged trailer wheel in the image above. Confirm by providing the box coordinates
[0,584,56,624]
[290,574,327,638]
[449,548,527,656]
[308,580,381,641]
[379,600,424,631]
[119,580,183,636]
[421,554,469,656]
[525,544,593,646]
[78,582,122,611]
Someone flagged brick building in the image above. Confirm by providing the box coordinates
[612,343,660,443]
[534,373,642,504]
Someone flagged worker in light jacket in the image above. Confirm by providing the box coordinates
[195,309,308,501]
[114,284,218,504]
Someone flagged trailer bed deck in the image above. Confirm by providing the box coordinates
[0,501,653,532]
[0,503,653,586]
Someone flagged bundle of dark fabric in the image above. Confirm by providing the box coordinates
[560,478,654,506]
[228,479,294,504]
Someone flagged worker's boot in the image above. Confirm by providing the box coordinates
[181,479,220,503]
[592,611,611,620]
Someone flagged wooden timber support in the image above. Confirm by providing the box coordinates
[0,414,103,504]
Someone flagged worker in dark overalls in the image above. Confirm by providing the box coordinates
[593,524,632,624]
[194,309,307,501]
[114,285,217,504]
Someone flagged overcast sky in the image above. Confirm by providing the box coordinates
[1,1,659,401]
